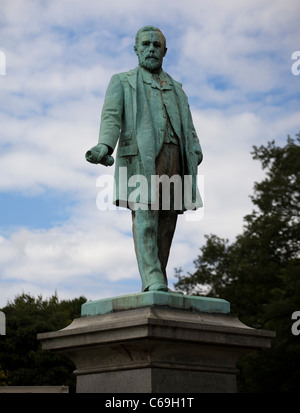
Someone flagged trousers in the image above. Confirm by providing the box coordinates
[131,142,182,292]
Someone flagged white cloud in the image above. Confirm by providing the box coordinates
[0,208,140,306]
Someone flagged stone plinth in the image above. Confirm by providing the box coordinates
[38,292,275,393]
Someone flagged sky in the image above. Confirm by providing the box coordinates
[0,0,299,308]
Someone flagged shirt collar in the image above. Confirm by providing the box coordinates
[140,66,173,90]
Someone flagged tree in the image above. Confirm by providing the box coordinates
[0,293,86,392]
[175,133,300,392]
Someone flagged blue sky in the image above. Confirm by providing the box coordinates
[0,0,299,307]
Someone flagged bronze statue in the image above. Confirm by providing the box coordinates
[86,26,203,292]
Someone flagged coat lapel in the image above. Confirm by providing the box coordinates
[128,67,157,203]
[127,68,137,132]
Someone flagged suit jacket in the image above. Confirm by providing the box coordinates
[98,66,203,211]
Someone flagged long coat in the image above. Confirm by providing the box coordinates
[98,66,203,211]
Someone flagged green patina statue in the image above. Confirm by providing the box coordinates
[86,26,203,292]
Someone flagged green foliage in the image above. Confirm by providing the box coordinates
[175,133,300,392]
[0,292,86,391]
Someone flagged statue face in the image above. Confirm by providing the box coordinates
[134,30,167,73]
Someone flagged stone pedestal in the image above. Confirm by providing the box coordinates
[38,292,275,393]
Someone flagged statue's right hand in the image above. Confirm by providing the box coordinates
[85,144,114,166]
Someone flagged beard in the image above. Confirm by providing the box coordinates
[139,55,162,72]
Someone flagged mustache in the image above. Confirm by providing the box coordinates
[145,54,158,60]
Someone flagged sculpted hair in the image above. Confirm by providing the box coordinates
[135,26,166,48]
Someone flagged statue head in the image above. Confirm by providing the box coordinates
[134,26,167,73]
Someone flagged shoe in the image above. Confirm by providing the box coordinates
[146,283,168,292]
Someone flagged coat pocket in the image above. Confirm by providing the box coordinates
[118,143,138,157]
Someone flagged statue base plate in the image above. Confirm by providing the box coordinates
[81,291,230,316]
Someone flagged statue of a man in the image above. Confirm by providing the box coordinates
[86,26,203,292]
